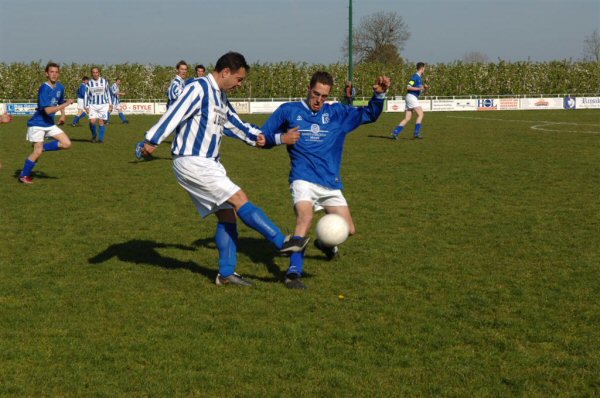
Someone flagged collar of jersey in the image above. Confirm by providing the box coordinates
[301,99,323,116]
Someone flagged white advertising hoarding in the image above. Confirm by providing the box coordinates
[431,99,477,112]
[575,97,600,109]
[519,98,564,110]
[249,101,286,114]
[230,101,250,114]
[387,100,406,112]
[119,102,155,114]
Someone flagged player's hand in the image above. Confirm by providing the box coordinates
[373,76,391,94]
[256,134,266,147]
[282,126,300,145]
[0,112,13,124]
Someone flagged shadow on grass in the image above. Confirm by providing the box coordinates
[12,170,58,180]
[128,156,170,164]
[367,134,397,140]
[88,239,215,282]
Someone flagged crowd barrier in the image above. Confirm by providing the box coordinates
[1,96,599,116]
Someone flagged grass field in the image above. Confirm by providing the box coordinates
[1,110,599,396]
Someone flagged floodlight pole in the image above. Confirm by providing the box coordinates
[348,0,353,84]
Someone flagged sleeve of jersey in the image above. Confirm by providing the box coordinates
[39,85,53,108]
[106,81,113,105]
[223,101,261,146]
[145,84,200,145]
[342,92,386,132]
[260,106,289,148]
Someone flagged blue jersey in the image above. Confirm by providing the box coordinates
[110,83,121,105]
[407,72,423,98]
[85,77,112,107]
[76,82,87,99]
[145,73,261,158]
[27,82,66,128]
[167,76,185,108]
[262,93,385,189]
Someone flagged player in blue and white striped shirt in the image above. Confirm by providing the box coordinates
[84,67,113,143]
[107,78,129,124]
[167,60,188,109]
[71,76,89,127]
[137,52,304,287]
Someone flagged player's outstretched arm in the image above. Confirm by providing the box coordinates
[372,76,391,94]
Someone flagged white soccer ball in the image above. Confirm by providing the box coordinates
[316,214,349,247]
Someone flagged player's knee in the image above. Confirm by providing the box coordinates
[33,146,44,157]
[61,140,72,150]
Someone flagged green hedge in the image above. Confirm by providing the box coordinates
[1,60,598,100]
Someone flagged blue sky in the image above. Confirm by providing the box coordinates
[0,0,598,66]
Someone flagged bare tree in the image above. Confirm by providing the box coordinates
[343,11,410,64]
[583,29,600,62]
[462,51,489,64]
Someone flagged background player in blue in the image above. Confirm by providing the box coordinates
[85,67,113,143]
[392,62,428,139]
[261,71,391,289]
[136,52,304,287]
[71,76,88,127]
[167,60,188,109]
[18,62,74,184]
[107,78,129,124]
[185,64,206,84]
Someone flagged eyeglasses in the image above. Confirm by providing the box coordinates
[310,90,329,100]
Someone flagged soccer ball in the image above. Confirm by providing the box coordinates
[316,214,349,247]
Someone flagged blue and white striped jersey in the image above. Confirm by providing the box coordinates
[167,76,185,108]
[261,93,385,190]
[28,82,66,128]
[84,77,112,107]
[76,83,87,99]
[110,83,121,105]
[145,73,261,158]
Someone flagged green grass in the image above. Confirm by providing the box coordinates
[1,110,599,397]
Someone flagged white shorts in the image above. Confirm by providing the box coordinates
[290,180,347,211]
[405,94,421,110]
[26,125,65,142]
[173,156,239,218]
[112,103,122,112]
[77,98,85,110]
[88,104,110,120]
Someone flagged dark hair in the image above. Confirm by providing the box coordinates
[91,66,100,73]
[416,62,426,70]
[309,71,334,89]
[215,52,250,73]
[176,60,188,69]
[45,62,59,72]
[195,64,205,71]
[82,76,89,81]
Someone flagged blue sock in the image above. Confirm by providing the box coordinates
[80,111,87,121]
[90,123,97,139]
[119,113,127,123]
[20,159,36,177]
[393,125,404,135]
[43,140,60,151]
[415,123,422,136]
[287,240,305,276]
[99,125,106,141]
[237,202,285,248]
[216,222,238,277]
[72,115,80,125]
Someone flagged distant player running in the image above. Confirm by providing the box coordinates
[71,76,89,127]
[167,60,188,109]
[85,67,113,143]
[18,62,74,184]
[107,78,129,124]
[136,52,305,287]
[392,62,428,140]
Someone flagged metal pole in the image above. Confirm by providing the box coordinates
[348,0,353,83]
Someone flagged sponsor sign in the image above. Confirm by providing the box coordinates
[6,103,37,115]
[154,103,167,114]
[519,97,564,110]
[386,100,406,112]
[230,101,250,114]
[575,96,600,109]
[119,102,155,114]
[0,103,6,113]
[498,98,519,110]
[477,99,497,111]
[249,101,286,114]
[431,99,477,112]
[563,96,576,109]
[64,103,78,115]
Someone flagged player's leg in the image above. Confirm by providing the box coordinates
[213,208,253,286]
[392,110,412,138]
[89,117,98,141]
[19,139,44,184]
[414,107,424,138]
[97,108,107,143]
[284,201,314,289]
[44,131,72,152]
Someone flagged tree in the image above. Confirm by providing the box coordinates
[344,11,410,64]
[462,51,489,64]
[583,29,600,63]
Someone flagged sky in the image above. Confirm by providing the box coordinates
[0,0,598,66]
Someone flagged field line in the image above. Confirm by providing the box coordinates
[446,115,600,134]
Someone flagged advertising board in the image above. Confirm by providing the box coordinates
[519,98,564,110]
[575,97,600,109]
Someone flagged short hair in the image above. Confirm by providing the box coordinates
[309,71,334,89]
[195,64,205,71]
[176,60,188,69]
[82,76,89,81]
[45,62,59,72]
[91,66,100,73]
[416,62,426,70]
[115,77,121,81]
[215,52,250,73]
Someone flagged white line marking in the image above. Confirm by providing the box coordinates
[447,115,600,134]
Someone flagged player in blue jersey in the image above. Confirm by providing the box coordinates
[107,78,129,124]
[261,71,391,289]
[167,60,188,109]
[136,52,305,287]
[185,64,206,85]
[85,67,113,143]
[18,62,74,184]
[392,62,428,140]
[71,76,89,127]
